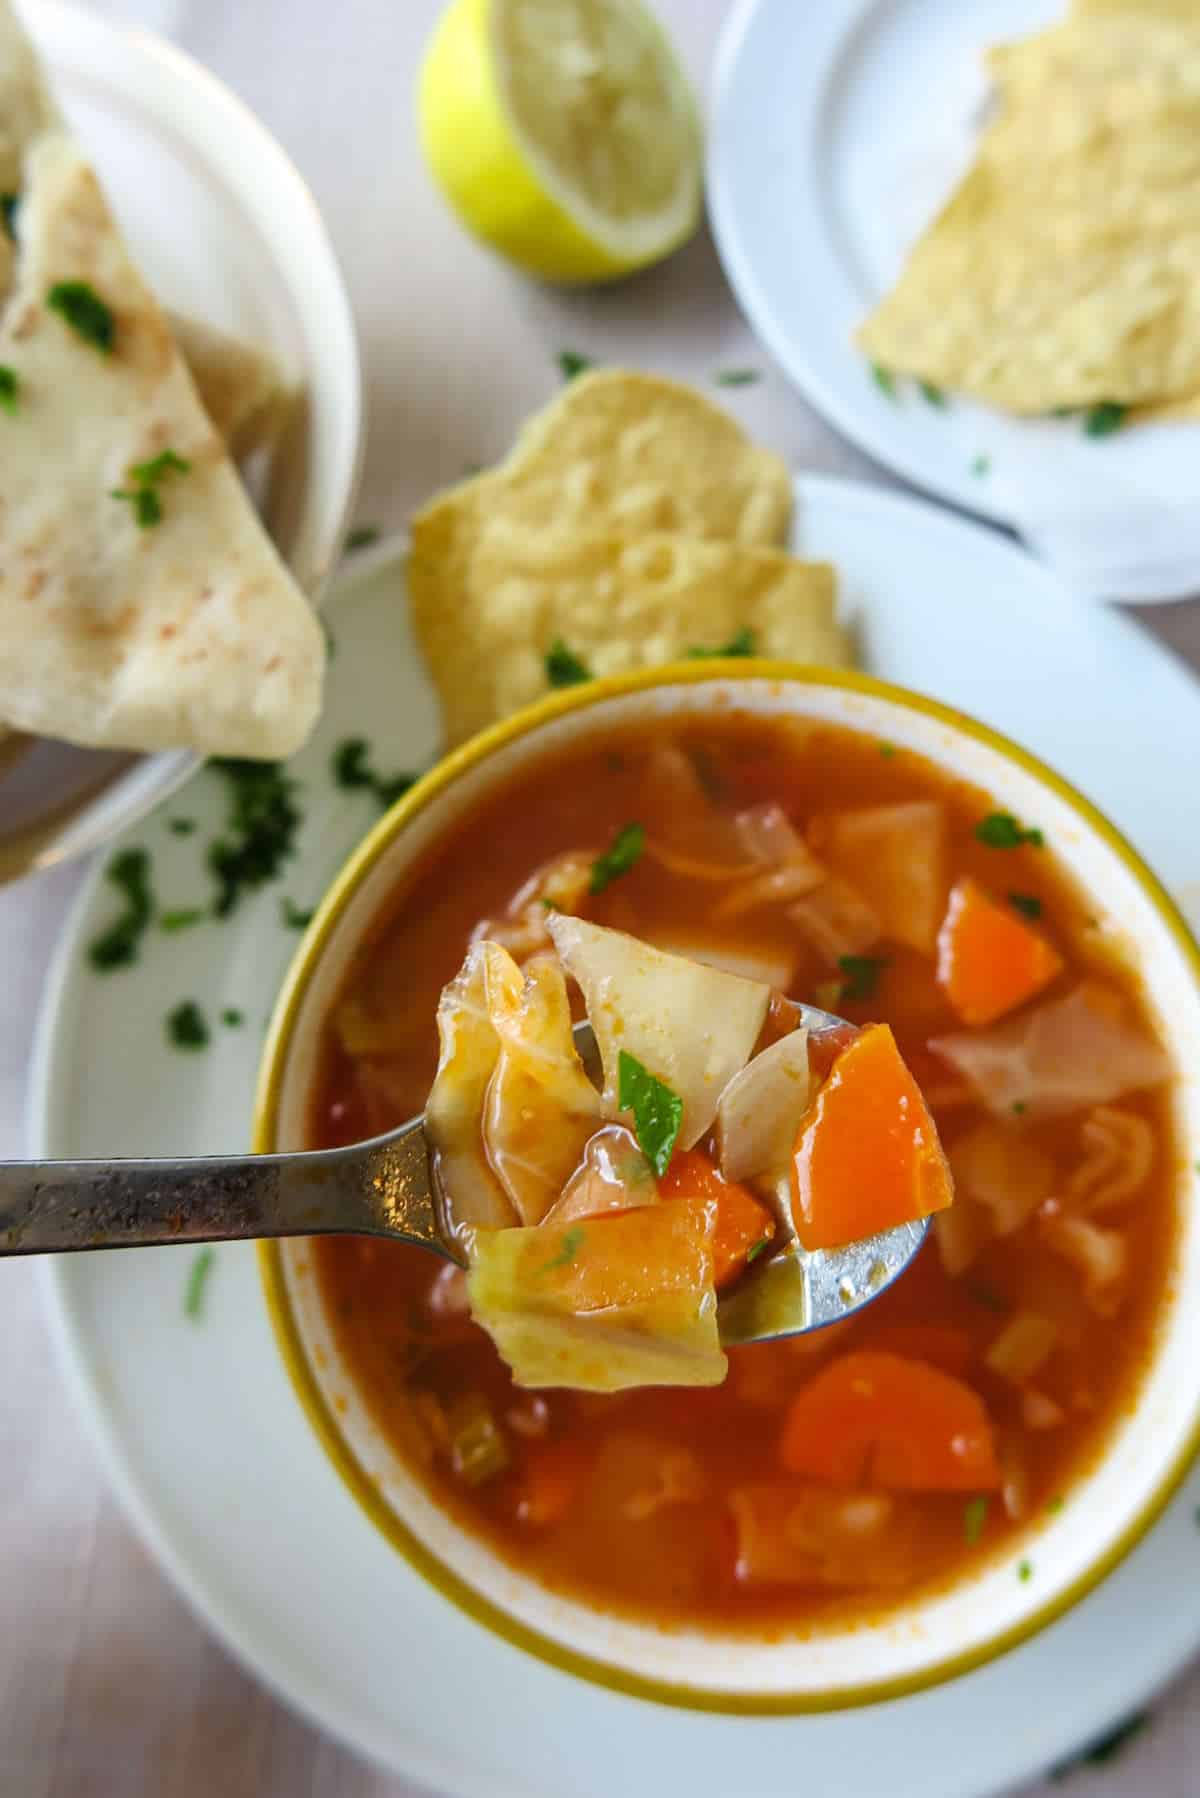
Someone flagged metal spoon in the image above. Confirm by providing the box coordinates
[0,1009,927,1344]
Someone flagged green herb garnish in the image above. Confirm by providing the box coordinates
[183,1246,215,1319]
[281,897,314,929]
[838,954,886,1002]
[970,453,991,477]
[1018,1559,1033,1582]
[1083,402,1127,439]
[537,1225,585,1274]
[0,366,17,415]
[540,897,559,912]
[746,1236,771,1264]
[167,1000,209,1050]
[129,448,190,486]
[208,758,302,917]
[330,738,417,810]
[1,193,16,239]
[168,817,195,836]
[686,627,756,659]
[110,485,162,528]
[47,280,114,353]
[345,523,380,553]
[963,1496,989,1545]
[918,379,946,407]
[869,361,896,398]
[617,1049,683,1177]
[715,369,761,387]
[1051,406,1075,419]
[545,638,592,687]
[221,1007,244,1028]
[975,811,1044,849]
[1012,1100,1028,1115]
[878,741,896,758]
[88,847,153,970]
[1050,1712,1150,1780]
[557,349,592,381]
[1008,892,1042,919]
[589,821,645,894]
[1047,1495,1066,1514]
[160,908,204,933]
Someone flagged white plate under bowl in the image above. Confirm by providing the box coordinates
[707,0,1200,541]
[0,0,362,879]
[34,480,1200,1797]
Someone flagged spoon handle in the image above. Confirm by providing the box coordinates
[0,1116,446,1256]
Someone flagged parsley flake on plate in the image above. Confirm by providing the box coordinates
[0,366,17,415]
[47,280,114,353]
[168,816,195,836]
[167,999,209,1050]
[869,360,896,398]
[545,638,592,687]
[88,847,153,971]
[1083,401,1127,438]
[331,737,417,809]
[0,193,16,239]
[208,758,302,918]
[589,821,645,894]
[344,523,380,553]
[281,897,314,929]
[183,1246,216,1319]
[221,1007,244,1029]
[975,810,1044,849]
[159,908,204,933]
[918,379,946,407]
[557,349,593,381]
[617,1049,683,1177]
[714,368,761,387]
[1049,1712,1150,1780]
[686,627,756,659]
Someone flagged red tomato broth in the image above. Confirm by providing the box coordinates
[308,714,1180,1634]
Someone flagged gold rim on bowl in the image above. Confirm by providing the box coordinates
[255,659,1200,1713]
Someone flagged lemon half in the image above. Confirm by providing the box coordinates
[419,0,702,284]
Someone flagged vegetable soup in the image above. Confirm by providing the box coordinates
[309,715,1179,1632]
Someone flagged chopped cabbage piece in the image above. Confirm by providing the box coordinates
[716,1028,811,1182]
[823,801,948,954]
[426,944,517,1232]
[546,915,770,1150]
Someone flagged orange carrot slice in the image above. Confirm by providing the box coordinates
[658,1150,775,1290]
[936,877,1064,1027]
[779,1350,999,1490]
[790,1022,953,1250]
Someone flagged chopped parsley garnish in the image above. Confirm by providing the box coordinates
[714,368,761,387]
[975,810,1044,849]
[557,349,592,381]
[221,1007,244,1028]
[878,741,896,758]
[1012,1100,1028,1115]
[589,821,645,894]
[965,1279,1008,1314]
[869,361,896,398]
[281,897,314,929]
[0,366,17,415]
[0,193,16,239]
[344,523,380,553]
[1050,1712,1150,1779]
[183,1246,215,1318]
[47,280,114,353]
[686,627,756,659]
[1083,401,1127,439]
[330,737,417,809]
[1018,1558,1033,1582]
[1047,1494,1066,1514]
[110,485,161,528]
[168,817,195,836]
[1008,891,1042,919]
[1051,406,1075,419]
[208,757,302,917]
[88,847,153,970]
[545,638,592,687]
[970,453,991,477]
[167,1000,209,1050]
[160,908,204,933]
[540,897,559,912]
[963,1495,989,1544]
[618,1051,683,1176]
[918,379,946,407]
[130,448,190,486]
[838,954,886,1002]
[537,1225,585,1273]
[746,1236,771,1264]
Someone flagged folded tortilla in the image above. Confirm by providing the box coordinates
[0,133,324,757]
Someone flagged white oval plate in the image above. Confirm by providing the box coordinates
[0,1,361,879]
[35,481,1200,1798]
[708,0,1200,536]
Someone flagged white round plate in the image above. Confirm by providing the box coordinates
[35,481,1200,1798]
[0,1,361,879]
[708,0,1200,531]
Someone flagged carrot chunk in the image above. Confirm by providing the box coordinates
[936,877,1064,1027]
[658,1150,775,1291]
[789,1022,953,1250]
[779,1351,999,1491]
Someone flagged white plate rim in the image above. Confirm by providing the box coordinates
[31,478,1200,1798]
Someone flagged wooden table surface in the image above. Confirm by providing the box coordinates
[3,2,1200,1793]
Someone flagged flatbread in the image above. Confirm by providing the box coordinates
[0,0,55,198]
[409,512,847,748]
[857,12,1200,414]
[0,133,323,757]
[416,370,793,553]
[168,311,292,458]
